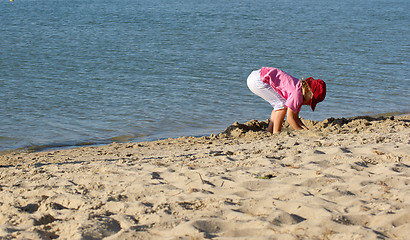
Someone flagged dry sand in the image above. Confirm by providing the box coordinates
[0,115,409,239]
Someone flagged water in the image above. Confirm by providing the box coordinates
[1,0,409,152]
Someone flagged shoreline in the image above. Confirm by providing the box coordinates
[0,114,409,239]
[1,111,409,155]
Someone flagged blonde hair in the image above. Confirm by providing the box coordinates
[300,78,311,101]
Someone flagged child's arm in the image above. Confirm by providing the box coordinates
[286,109,308,130]
[297,118,309,130]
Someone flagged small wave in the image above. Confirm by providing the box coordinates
[13,141,109,153]
[0,136,17,140]
[109,134,145,143]
[1,133,150,154]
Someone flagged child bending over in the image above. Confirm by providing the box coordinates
[247,67,326,133]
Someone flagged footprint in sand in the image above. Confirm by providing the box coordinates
[78,214,122,239]
[241,180,272,191]
[270,210,307,226]
[19,203,39,213]
[191,219,227,238]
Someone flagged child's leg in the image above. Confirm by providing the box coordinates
[267,109,275,133]
[268,108,287,133]
[272,108,287,133]
[247,70,287,133]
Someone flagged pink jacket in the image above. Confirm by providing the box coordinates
[260,67,303,113]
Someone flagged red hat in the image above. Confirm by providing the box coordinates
[305,77,326,111]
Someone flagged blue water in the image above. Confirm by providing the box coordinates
[1,0,409,152]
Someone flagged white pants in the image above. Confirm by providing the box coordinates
[247,70,286,111]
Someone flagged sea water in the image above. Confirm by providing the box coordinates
[1,0,409,151]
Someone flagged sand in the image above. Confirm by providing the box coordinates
[0,115,409,239]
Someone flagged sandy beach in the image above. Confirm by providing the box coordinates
[0,115,409,239]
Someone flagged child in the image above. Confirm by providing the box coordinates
[247,67,326,133]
